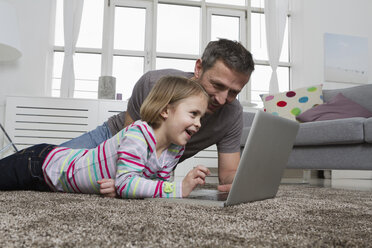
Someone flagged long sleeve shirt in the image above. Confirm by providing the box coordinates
[42,120,184,198]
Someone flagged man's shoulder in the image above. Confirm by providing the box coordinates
[146,69,194,83]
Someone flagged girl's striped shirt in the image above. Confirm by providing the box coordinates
[42,120,184,198]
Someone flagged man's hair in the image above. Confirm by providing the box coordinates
[140,76,209,129]
[201,38,255,75]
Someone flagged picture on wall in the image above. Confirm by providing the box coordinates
[324,33,368,84]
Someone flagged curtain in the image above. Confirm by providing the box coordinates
[60,0,84,98]
[264,0,288,93]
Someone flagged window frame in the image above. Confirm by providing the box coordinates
[52,0,291,108]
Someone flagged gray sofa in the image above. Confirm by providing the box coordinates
[241,84,372,170]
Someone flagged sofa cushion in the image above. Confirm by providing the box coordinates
[296,93,372,122]
[363,118,372,143]
[261,85,323,121]
[323,84,372,112]
[294,117,365,146]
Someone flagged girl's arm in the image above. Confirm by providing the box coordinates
[114,124,183,199]
[115,147,183,198]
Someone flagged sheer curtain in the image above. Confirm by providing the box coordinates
[60,0,84,98]
[264,0,288,93]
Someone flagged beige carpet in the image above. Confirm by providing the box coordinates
[0,184,371,247]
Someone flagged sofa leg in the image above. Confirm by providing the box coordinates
[303,170,311,183]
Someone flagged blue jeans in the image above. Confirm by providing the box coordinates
[0,143,56,191]
[60,122,112,149]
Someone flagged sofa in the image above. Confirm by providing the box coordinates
[241,84,372,170]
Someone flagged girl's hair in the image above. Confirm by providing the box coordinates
[140,76,209,129]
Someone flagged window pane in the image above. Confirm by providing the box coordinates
[114,7,146,51]
[74,53,101,98]
[75,54,101,80]
[55,0,103,48]
[52,79,61,97]
[157,4,200,55]
[211,15,240,41]
[251,13,289,62]
[251,0,265,8]
[279,17,289,62]
[277,66,290,92]
[113,56,144,101]
[74,80,98,99]
[251,13,267,61]
[52,52,64,97]
[54,0,63,46]
[76,1,104,48]
[156,58,195,72]
[250,65,289,108]
[206,0,245,6]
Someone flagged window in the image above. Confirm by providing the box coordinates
[52,0,291,109]
[249,5,290,108]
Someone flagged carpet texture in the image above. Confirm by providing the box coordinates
[0,184,371,247]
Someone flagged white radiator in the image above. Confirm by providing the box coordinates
[2,96,127,156]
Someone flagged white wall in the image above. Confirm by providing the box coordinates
[0,0,54,124]
[291,0,372,90]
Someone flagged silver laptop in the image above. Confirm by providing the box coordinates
[147,110,299,207]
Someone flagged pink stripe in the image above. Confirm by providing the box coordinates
[71,160,82,193]
[43,147,69,191]
[159,181,164,198]
[143,124,156,145]
[118,151,141,160]
[66,158,78,192]
[119,158,145,167]
[157,175,170,180]
[143,172,150,178]
[158,170,170,174]
[144,166,154,174]
[157,174,170,180]
[175,155,182,159]
[97,145,104,178]
[102,141,111,179]
[119,183,127,197]
[137,125,153,153]
[153,181,160,198]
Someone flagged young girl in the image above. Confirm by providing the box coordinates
[0,76,210,198]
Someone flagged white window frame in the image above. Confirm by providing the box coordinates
[52,0,291,107]
[102,0,153,76]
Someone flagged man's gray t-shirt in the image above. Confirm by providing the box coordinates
[107,69,243,162]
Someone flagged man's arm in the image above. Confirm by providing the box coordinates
[217,152,240,192]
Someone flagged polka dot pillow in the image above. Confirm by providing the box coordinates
[261,85,324,121]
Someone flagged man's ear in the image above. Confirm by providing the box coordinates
[194,59,203,79]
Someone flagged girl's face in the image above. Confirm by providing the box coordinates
[161,94,208,146]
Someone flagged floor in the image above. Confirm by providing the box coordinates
[282,178,372,191]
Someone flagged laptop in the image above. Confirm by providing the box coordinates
[146,110,299,207]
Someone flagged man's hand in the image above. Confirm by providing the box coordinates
[97,178,117,198]
[182,165,210,197]
[217,184,232,192]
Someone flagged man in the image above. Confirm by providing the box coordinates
[61,38,255,193]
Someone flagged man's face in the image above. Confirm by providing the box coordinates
[192,59,251,113]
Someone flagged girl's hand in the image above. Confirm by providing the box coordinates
[182,165,210,197]
[97,178,117,198]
